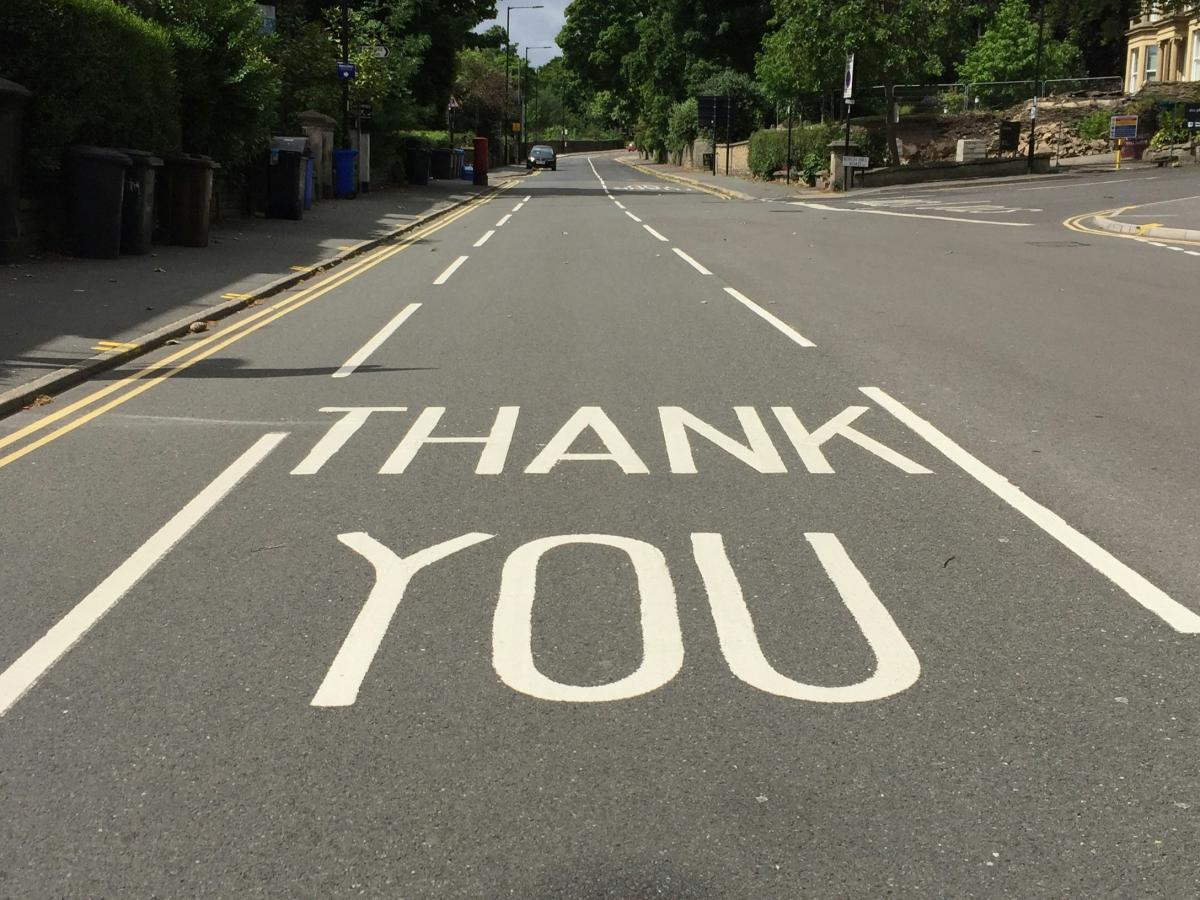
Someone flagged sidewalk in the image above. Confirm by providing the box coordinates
[0,177,494,413]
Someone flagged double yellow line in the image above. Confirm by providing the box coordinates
[1063,205,1200,247]
[0,187,506,472]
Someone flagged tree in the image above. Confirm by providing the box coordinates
[959,0,1083,87]
[126,0,280,167]
[756,0,955,166]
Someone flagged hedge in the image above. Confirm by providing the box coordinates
[0,0,180,174]
[748,123,839,180]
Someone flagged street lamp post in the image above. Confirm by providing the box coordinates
[504,5,543,165]
[1027,0,1047,173]
[522,45,553,160]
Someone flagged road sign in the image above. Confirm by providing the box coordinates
[998,121,1021,152]
[372,46,389,59]
[358,102,373,120]
[512,121,521,132]
[843,53,855,100]
[1187,104,1200,131]
[697,95,731,128]
[1109,115,1138,140]
[336,62,357,82]
[842,155,869,169]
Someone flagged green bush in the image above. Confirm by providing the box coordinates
[1150,105,1189,149]
[1078,109,1111,141]
[0,0,180,173]
[748,123,839,180]
[748,130,788,179]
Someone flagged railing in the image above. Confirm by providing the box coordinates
[1041,76,1124,96]
[964,80,1036,110]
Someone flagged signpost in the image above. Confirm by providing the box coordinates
[697,95,734,176]
[1110,115,1138,170]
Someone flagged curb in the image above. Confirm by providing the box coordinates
[0,182,505,420]
[1091,213,1200,243]
[614,157,756,200]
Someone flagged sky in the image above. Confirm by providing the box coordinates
[475,0,569,64]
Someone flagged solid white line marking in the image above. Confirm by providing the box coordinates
[0,433,288,716]
[672,247,712,275]
[643,224,669,242]
[333,304,421,378]
[474,230,495,247]
[495,214,512,227]
[624,211,643,223]
[513,202,525,212]
[796,202,1032,227]
[1167,245,1185,251]
[861,386,1200,633]
[614,201,626,209]
[723,287,815,347]
[433,255,469,285]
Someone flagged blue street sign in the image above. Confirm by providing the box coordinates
[337,63,357,82]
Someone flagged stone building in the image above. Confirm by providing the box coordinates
[1125,4,1200,92]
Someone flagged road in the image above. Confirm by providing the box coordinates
[2,152,1199,898]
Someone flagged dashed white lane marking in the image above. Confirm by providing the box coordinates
[672,247,712,275]
[862,386,1200,634]
[474,230,495,247]
[723,287,815,348]
[333,304,421,378]
[614,201,626,209]
[794,201,1033,227]
[1186,251,1200,256]
[625,210,643,223]
[513,202,525,212]
[0,432,289,716]
[523,195,531,202]
[496,214,512,227]
[433,255,469,285]
[643,225,669,242]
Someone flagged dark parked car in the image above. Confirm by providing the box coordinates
[527,145,557,171]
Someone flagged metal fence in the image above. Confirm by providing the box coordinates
[1042,76,1124,96]
[965,81,1036,110]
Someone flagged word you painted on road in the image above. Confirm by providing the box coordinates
[290,405,932,476]
[312,530,920,708]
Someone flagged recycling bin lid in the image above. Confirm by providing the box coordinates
[68,145,132,165]
[115,148,163,167]
[0,78,32,101]
[163,152,222,169]
[271,136,310,155]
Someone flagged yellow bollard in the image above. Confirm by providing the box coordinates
[1115,138,1122,171]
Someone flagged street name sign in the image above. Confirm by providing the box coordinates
[842,155,870,168]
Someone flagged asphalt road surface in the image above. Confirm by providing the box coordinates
[3,153,1200,898]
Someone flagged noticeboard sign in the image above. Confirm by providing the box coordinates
[998,121,1021,152]
[1187,105,1200,131]
[336,63,357,82]
[1109,115,1138,140]
[843,53,855,101]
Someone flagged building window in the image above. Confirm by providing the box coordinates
[1146,44,1159,82]
[1192,31,1200,81]
[1129,48,1140,92]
